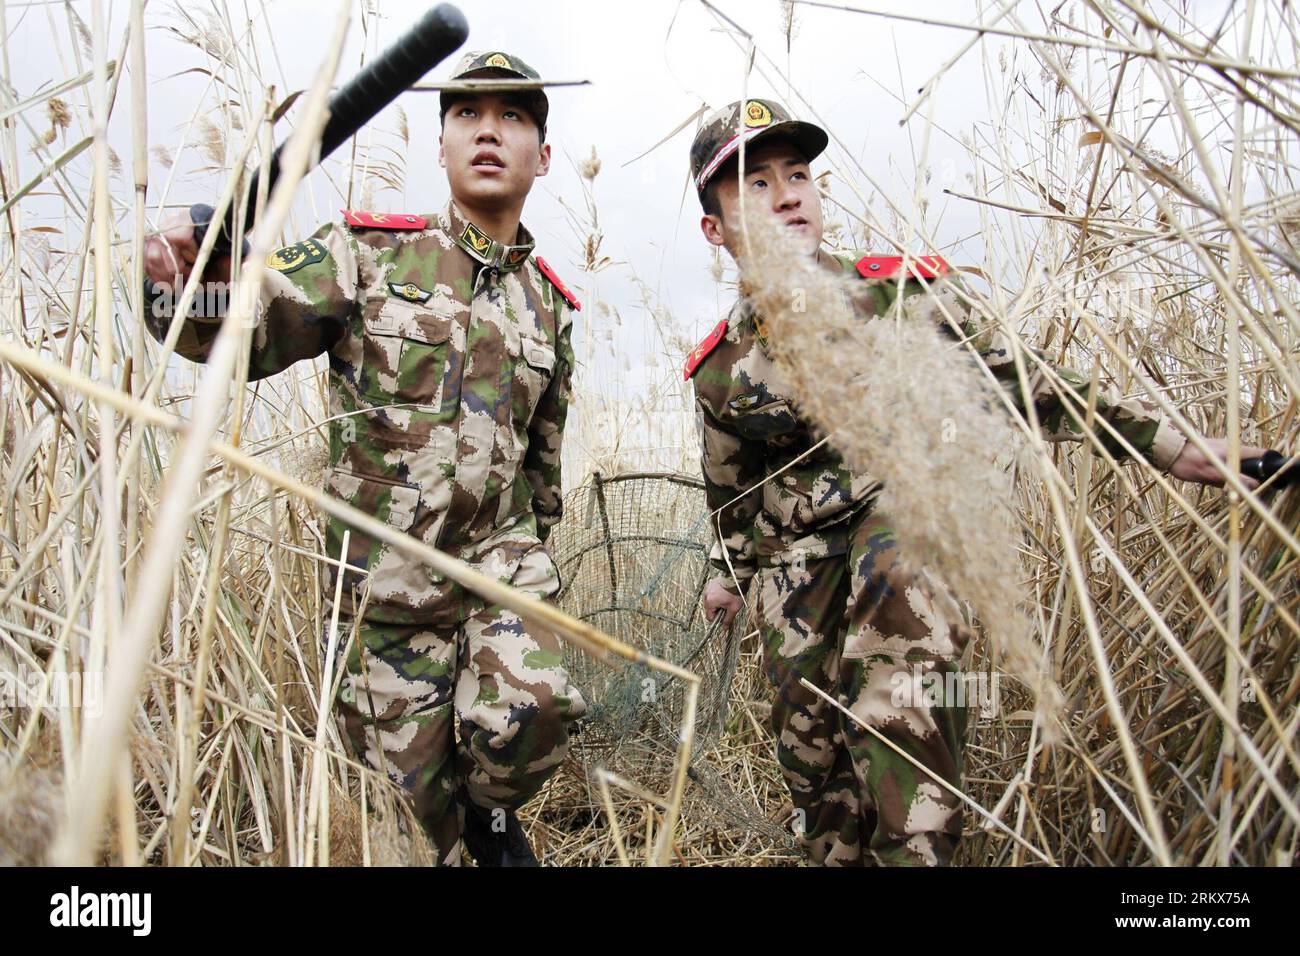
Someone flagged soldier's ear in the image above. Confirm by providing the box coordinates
[437,135,446,169]
[700,213,728,248]
[535,142,551,178]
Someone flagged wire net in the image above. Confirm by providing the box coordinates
[551,472,735,753]
[549,472,798,850]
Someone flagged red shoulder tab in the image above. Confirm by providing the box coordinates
[683,319,729,381]
[855,254,950,281]
[341,210,427,231]
[534,256,581,311]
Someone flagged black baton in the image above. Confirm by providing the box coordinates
[1241,450,1300,486]
[192,3,469,254]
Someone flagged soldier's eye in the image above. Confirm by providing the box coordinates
[457,106,476,118]
[750,179,767,190]
[503,109,520,120]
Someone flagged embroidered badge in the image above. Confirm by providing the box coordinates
[485,53,511,69]
[388,281,432,304]
[729,392,761,412]
[461,222,492,256]
[266,239,326,274]
[744,100,772,128]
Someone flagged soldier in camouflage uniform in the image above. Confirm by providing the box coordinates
[143,51,588,866]
[685,99,1263,866]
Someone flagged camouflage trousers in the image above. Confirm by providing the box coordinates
[756,508,974,866]
[328,544,587,866]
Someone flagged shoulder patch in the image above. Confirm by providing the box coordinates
[534,256,581,311]
[341,210,427,231]
[855,254,950,281]
[267,238,327,274]
[683,319,729,381]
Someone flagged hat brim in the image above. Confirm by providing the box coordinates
[450,65,536,85]
[440,68,549,130]
[696,119,829,192]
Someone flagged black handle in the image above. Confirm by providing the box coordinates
[1241,449,1300,486]
[197,3,468,253]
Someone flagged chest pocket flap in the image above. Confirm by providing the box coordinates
[365,295,454,345]
[359,296,455,408]
[733,398,799,440]
[521,334,556,375]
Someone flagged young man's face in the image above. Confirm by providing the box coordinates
[700,139,823,258]
[439,92,550,214]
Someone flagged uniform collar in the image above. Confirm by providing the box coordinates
[728,297,755,334]
[440,201,535,273]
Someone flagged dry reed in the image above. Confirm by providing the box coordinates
[1,0,1298,868]
[733,208,1060,723]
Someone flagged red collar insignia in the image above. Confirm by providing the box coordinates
[855,254,950,281]
[683,319,728,381]
[342,210,427,231]
[535,256,581,311]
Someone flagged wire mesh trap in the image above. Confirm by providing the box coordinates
[551,472,735,754]
[547,472,798,849]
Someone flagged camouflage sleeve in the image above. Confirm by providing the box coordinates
[696,395,765,592]
[524,306,574,543]
[144,220,359,382]
[901,277,1187,471]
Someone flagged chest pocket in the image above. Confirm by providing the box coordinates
[513,333,557,423]
[360,295,454,408]
[732,398,799,441]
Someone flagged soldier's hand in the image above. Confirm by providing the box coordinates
[1169,436,1268,490]
[703,577,745,629]
[143,210,231,287]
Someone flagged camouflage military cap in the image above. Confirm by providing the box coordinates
[440,50,548,136]
[690,99,828,196]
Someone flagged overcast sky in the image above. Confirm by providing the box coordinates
[8,1,1018,343]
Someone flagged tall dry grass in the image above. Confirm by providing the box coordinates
[1,0,1298,867]
[0,0,698,868]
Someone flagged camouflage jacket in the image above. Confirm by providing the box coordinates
[688,250,1186,592]
[149,201,580,620]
